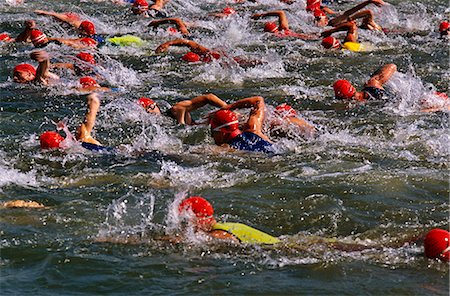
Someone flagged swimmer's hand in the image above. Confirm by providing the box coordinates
[30,50,49,62]
[34,9,52,15]
[251,13,262,20]
[370,0,384,7]
[25,20,36,29]
[155,43,170,53]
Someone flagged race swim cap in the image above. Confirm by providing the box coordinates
[30,29,48,47]
[80,37,97,47]
[40,131,64,149]
[138,97,157,110]
[210,110,239,132]
[178,196,215,227]
[306,0,321,12]
[181,52,201,63]
[439,21,449,34]
[79,76,98,87]
[275,103,297,118]
[76,52,96,64]
[167,27,178,34]
[333,79,356,100]
[223,7,236,15]
[13,63,36,77]
[79,20,96,36]
[0,33,13,42]
[313,9,326,19]
[424,228,450,261]
[201,51,221,63]
[321,36,340,49]
[133,0,149,14]
[264,22,278,33]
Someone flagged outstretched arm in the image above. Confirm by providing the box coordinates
[321,21,358,43]
[329,0,384,27]
[76,93,102,145]
[170,93,227,125]
[155,39,210,54]
[149,18,189,35]
[366,63,397,88]
[251,10,289,31]
[30,50,51,84]
[35,10,82,28]
[15,20,36,42]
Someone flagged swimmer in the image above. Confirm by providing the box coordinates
[419,92,450,113]
[40,93,110,151]
[333,63,397,102]
[209,96,274,153]
[439,21,449,38]
[320,21,362,51]
[327,0,384,30]
[177,196,280,244]
[251,10,319,40]
[0,200,45,209]
[270,103,316,139]
[52,52,97,76]
[131,0,168,18]
[13,50,59,84]
[208,7,237,18]
[424,228,450,262]
[78,77,111,93]
[138,93,227,125]
[34,10,94,36]
[148,17,190,36]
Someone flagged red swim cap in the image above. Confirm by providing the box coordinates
[13,63,36,76]
[76,52,96,64]
[264,22,278,33]
[313,9,326,19]
[80,37,97,47]
[306,0,321,12]
[275,103,297,118]
[210,110,239,132]
[439,21,449,33]
[138,97,157,110]
[223,7,236,15]
[178,196,215,227]
[424,228,450,261]
[333,79,356,100]
[79,21,96,36]
[181,52,201,63]
[30,29,48,46]
[79,76,98,87]
[321,36,340,49]
[435,92,449,100]
[40,131,64,149]
[167,27,178,34]
[133,0,149,14]
[0,33,12,42]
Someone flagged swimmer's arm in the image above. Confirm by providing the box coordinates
[288,117,316,137]
[171,93,226,125]
[149,0,166,11]
[76,93,102,145]
[226,96,267,137]
[34,10,81,27]
[30,50,50,84]
[15,20,36,42]
[251,10,290,31]
[208,230,240,243]
[321,6,335,15]
[149,18,189,35]
[155,39,209,54]
[321,21,357,42]
[329,0,384,27]
[52,63,75,70]
[366,63,397,88]
[48,37,91,50]
[350,10,382,31]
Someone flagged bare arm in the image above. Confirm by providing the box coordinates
[329,0,384,27]
[224,96,267,138]
[48,37,93,49]
[251,10,289,31]
[76,93,102,145]
[155,39,210,54]
[15,20,36,42]
[150,0,166,11]
[366,64,397,88]
[321,21,358,43]
[30,50,50,84]
[149,18,189,35]
[34,10,82,28]
[170,93,227,125]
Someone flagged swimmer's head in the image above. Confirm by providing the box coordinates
[313,9,328,27]
[0,33,13,42]
[80,37,97,47]
[178,196,216,231]
[30,29,48,47]
[138,97,161,114]
[321,36,340,49]
[439,21,449,37]
[275,103,297,118]
[306,0,321,12]
[222,7,236,15]
[40,131,64,149]
[264,22,278,33]
[333,79,356,100]
[79,76,99,88]
[181,52,201,63]
[210,110,241,145]
[76,52,96,64]
[13,63,36,83]
[202,52,221,63]
[79,21,96,36]
[424,228,450,262]
[132,0,149,15]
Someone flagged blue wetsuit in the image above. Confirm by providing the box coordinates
[363,87,389,101]
[81,142,114,152]
[229,132,273,153]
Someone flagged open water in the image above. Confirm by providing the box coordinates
[0,0,449,295]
